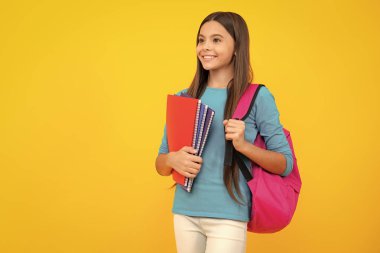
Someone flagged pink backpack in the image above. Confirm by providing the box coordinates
[225,83,302,233]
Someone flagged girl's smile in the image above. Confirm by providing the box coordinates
[202,55,217,61]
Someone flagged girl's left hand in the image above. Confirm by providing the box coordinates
[223,119,247,151]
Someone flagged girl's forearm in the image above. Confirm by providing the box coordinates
[236,140,286,175]
[155,153,173,176]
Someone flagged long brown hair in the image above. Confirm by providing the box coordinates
[182,11,254,204]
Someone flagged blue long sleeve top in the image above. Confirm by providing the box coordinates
[158,85,293,222]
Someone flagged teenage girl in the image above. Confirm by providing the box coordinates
[155,11,293,253]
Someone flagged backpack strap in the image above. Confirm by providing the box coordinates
[224,84,265,181]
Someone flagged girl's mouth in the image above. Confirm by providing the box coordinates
[203,56,216,61]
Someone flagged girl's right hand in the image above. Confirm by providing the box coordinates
[167,146,203,178]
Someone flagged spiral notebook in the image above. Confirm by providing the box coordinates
[166,92,215,192]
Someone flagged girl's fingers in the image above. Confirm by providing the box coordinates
[189,161,202,170]
[191,156,203,164]
[225,133,240,140]
[225,124,240,129]
[225,133,234,140]
[184,166,200,178]
[184,171,196,178]
[187,167,200,174]
[227,119,242,124]
[225,126,240,132]
[225,120,244,128]
[225,127,243,134]
[186,153,203,164]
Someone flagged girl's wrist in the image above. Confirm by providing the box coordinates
[166,152,173,168]
[236,140,250,154]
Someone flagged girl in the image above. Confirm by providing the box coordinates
[155,11,293,253]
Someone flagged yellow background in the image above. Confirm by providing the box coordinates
[1,0,379,252]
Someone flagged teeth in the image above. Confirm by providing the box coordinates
[204,56,215,59]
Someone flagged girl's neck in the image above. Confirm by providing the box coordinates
[207,65,234,88]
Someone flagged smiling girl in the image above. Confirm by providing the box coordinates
[155,11,293,253]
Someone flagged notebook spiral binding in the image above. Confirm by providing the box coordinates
[184,99,201,190]
[186,109,215,192]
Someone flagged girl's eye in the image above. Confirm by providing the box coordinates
[197,38,221,43]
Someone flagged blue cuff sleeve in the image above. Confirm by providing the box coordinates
[254,86,293,177]
[281,154,293,177]
[158,123,169,154]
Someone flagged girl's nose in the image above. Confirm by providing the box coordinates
[203,40,212,51]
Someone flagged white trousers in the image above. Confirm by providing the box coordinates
[173,213,248,253]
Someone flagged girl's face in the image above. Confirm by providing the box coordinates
[196,21,235,71]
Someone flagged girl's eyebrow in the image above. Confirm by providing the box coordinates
[198,33,224,38]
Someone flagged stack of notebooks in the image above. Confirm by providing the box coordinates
[166,91,215,192]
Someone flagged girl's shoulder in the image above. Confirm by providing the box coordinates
[174,87,189,96]
[256,85,274,101]
[248,84,279,117]
[251,85,280,111]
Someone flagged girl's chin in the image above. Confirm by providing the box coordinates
[202,65,221,71]
[201,63,218,70]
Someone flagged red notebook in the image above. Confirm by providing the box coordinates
[166,94,200,187]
